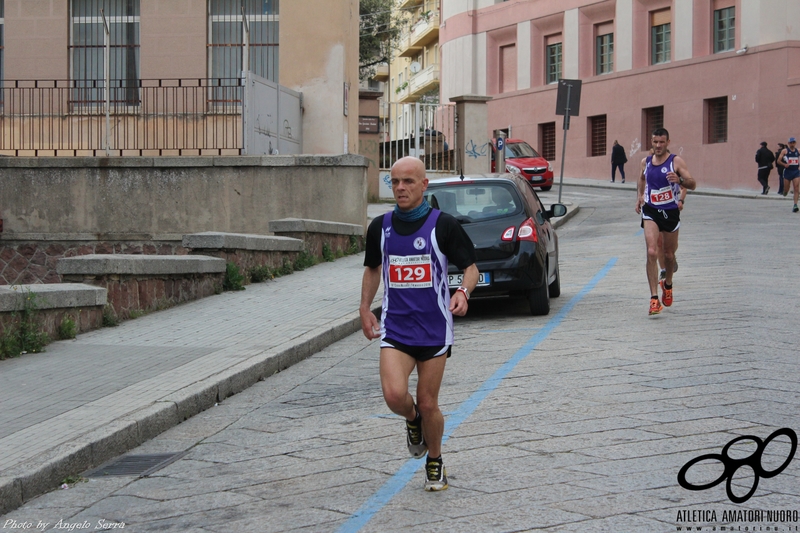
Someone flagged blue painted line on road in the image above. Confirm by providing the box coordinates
[636,228,643,236]
[482,327,542,334]
[337,258,617,533]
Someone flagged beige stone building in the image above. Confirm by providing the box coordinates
[0,0,360,156]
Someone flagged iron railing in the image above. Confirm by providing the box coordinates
[0,78,244,156]
[379,101,456,174]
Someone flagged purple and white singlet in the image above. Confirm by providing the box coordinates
[380,210,453,346]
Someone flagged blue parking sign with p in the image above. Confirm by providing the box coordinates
[496,137,504,151]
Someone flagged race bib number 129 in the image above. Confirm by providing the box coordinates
[388,255,432,288]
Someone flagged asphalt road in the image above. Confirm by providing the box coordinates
[3,186,799,532]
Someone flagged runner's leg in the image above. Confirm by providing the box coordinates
[661,229,680,286]
[379,347,417,421]
[415,354,447,459]
[644,220,661,298]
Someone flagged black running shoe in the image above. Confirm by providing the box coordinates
[424,457,448,491]
[406,408,427,458]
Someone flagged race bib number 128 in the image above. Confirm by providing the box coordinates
[388,255,432,288]
[649,185,675,206]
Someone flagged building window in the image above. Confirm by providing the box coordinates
[546,41,562,84]
[651,10,671,65]
[540,122,556,161]
[596,33,613,75]
[706,97,727,144]
[643,106,664,151]
[208,0,279,92]
[714,7,735,53]
[70,0,141,106]
[589,115,607,157]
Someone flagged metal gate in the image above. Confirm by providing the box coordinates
[378,101,456,199]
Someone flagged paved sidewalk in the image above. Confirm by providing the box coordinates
[0,253,381,514]
[0,177,770,515]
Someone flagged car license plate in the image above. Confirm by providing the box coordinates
[448,272,490,288]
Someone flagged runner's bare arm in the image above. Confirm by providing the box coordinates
[360,266,382,339]
[450,263,478,316]
[635,157,648,214]
[668,157,697,191]
[777,149,788,168]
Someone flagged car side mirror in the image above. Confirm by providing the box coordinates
[546,204,567,219]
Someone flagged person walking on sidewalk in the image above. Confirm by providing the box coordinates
[611,140,628,183]
[359,156,478,491]
[777,137,800,212]
[635,128,697,316]
[755,141,774,195]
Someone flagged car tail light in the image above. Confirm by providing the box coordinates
[517,218,538,243]
[501,226,515,241]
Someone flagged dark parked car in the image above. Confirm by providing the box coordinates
[491,139,555,191]
[425,175,566,315]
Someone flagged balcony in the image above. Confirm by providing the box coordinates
[398,63,439,102]
[373,64,389,82]
[395,80,411,102]
[410,11,439,49]
[398,11,439,57]
[397,0,422,9]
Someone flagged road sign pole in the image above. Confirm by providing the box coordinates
[557,83,572,204]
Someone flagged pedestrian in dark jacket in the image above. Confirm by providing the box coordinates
[755,141,775,195]
[611,140,628,183]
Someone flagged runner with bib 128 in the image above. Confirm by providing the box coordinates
[635,128,697,316]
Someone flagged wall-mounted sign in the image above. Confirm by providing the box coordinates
[359,116,380,134]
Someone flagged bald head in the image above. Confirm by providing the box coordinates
[391,156,426,179]
[390,157,428,211]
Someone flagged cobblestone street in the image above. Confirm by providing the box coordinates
[2,185,799,532]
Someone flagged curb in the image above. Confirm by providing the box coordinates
[556,177,789,201]
[0,303,380,516]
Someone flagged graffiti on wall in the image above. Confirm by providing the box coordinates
[466,140,489,159]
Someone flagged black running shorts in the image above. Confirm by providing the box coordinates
[381,338,451,361]
[641,203,681,233]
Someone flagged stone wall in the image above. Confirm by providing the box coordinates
[0,155,369,237]
[0,239,187,285]
[0,284,106,339]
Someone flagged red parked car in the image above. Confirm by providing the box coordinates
[491,139,555,191]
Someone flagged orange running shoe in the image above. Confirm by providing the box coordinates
[660,280,673,307]
[649,298,663,315]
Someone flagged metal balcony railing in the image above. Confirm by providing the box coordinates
[0,79,244,156]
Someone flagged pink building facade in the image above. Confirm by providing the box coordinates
[440,0,800,190]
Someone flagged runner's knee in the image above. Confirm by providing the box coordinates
[416,396,440,418]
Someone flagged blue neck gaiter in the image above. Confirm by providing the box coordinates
[394,199,432,222]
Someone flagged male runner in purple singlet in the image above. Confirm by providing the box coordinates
[360,156,478,491]
[635,128,697,315]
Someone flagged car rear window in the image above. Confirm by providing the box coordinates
[426,184,521,221]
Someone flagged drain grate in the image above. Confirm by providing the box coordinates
[85,452,188,478]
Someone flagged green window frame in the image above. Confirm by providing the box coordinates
[546,42,562,84]
[596,33,613,75]
[651,23,670,65]
[714,7,735,53]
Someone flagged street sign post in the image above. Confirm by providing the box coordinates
[555,79,582,203]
